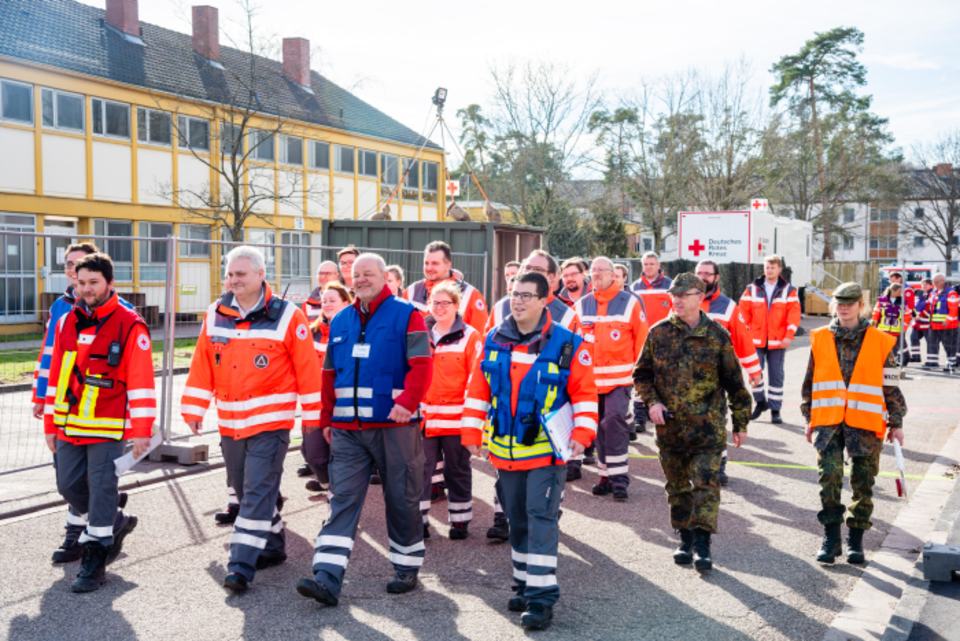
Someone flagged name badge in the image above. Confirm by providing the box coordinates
[352,344,371,358]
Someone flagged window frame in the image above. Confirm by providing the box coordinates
[249,129,276,162]
[93,219,134,282]
[421,160,438,203]
[137,107,173,147]
[220,122,242,158]
[358,149,377,178]
[137,222,174,282]
[246,228,277,281]
[92,97,130,140]
[280,231,311,280]
[402,157,419,201]
[177,114,210,152]
[334,145,355,175]
[41,87,85,133]
[0,79,34,125]
[279,135,303,167]
[308,140,330,170]
[179,224,212,258]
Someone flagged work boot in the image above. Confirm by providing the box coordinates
[718,456,729,486]
[846,527,866,564]
[487,514,510,542]
[613,486,628,501]
[297,578,338,606]
[370,473,382,485]
[297,463,312,477]
[565,464,582,482]
[118,492,128,509]
[583,447,597,466]
[423,524,430,540]
[105,514,138,565]
[215,504,239,525]
[750,399,768,421]
[255,553,287,570]
[449,523,469,540]
[693,528,712,571]
[386,571,418,594]
[628,430,638,442]
[816,523,843,564]
[276,493,285,513]
[430,484,446,503]
[592,479,613,496]
[636,422,647,434]
[71,542,109,593]
[223,573,248,591]
[305,479,326,493]
[508,594,528,612]
[52,528,83,563]
[771,411,783,425]
[673,528,694,565]
[521,603,553,629]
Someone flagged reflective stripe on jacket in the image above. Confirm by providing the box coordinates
[928,288,960,330]
[421,316,481,437]
[302,286,323,323]
[576,284,648,394]
[403,275,488,336]
[809,326,897,435]
[701,290,761,376]
[739,275,802,349]
[872,296,912,335]
[631,270,673,327]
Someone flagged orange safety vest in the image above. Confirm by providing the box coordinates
[809,326,897,435]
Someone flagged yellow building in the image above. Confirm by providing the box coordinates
[0,0,446,326]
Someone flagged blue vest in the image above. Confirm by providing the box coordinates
[327,296,418,424]
[480,323,580,456]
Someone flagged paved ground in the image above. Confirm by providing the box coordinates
[2,317,959,641]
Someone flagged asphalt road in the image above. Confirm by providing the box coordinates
[2,317,959,641]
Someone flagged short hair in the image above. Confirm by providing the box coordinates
[384,264,405,286]
[424,240,453,263]
[322,281,353,304]
[884,283,903,298]
[641,252,660,262]
[505,261,522,270]
[337,246,360,260]
[516,271,549,298]
[560,257,585,273]
[527,249,558,275]
[577,258,590,273]
[696,260,720,276]
[354,252,386,273]
[65,242,99,257]
[75,252,114,283]
[922,278,934,285]
[614,264,629,279]
[764,254,783,268]
[225,245,266,273]
[430,281,461,306]
[888,271,903,279]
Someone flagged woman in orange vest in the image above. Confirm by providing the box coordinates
[302,282,353,492]
[871,283,912,367]
[801,282,907,565]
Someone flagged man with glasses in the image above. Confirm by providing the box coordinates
[574,257,648,499]
[337,247,360,292]
[695,260,762,485]
[634,273,752,571]
[559,258,592,305]
[302,261,342,324]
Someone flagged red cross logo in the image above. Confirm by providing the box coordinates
[752,200,763,210]
[688,239,705,257]
[447,182,458,195]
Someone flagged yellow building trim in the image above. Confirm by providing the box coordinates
[84,97,93,200]
[32,85,42,197]
[130,106,139,204]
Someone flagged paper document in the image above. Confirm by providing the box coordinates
[893,440,907,498]
[114,432,163,477]
[542,403,575,463]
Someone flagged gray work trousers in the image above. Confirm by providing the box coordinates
[421,434,472,525]
[753,347,786,411]
[222,431,289,581]
[55,439,126,547]
[927,328,958,367]
[496,465,565,607]
[312,424,425,599]
[53,451,90,539]
[909,327,925,362]
[597,385,633,489]
[302,428,331,484]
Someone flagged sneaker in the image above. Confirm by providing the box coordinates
[105,514,138,565]
[592,479,613,496]
[430,484,446,504]
[255,553,287,570]
[386,571,419,594]
[487,515,509,542]
[750,399,768,421]
[771,411,783,425]
[296,578,338,606]
[216,504,239,525]
[305,479,327,493]
[521,603,553,629]
[297,464,312,477]
[449,523,469,540]
[223,573,249,591]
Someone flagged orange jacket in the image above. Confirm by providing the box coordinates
[421,316,482,438]
[739,275,802,349]
[181,284,323,439]
[485,292,582,336]
[631,270,673,327]
[44,292,156,444]
[403,275,489,337]
[701,289,761,377]
[576,283,648,394]
[872,296,913,335]
[302,285,323,323]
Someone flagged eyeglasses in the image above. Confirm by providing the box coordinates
[509,292,541,303]
[65,261,78,269]
[430,300,455,309]
[590,267,611,274]
[524,266,548,274]
[319,270,338,276]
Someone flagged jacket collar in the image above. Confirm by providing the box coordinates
[704,287,723,303]
[75,290,120,321]
[593,281,620,304]
[494,310,552,349]
[306,285,323,305]
[667,309,711,335]
[218,283,272,319]
[425,314,466,346]
[353,284,394,319]
[829,317,869,340]
[754,274,789,291]
[63,285,77,304]
[643,270,665,287]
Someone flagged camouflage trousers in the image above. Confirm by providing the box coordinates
[817,430,880,530]
[658,446,723,533]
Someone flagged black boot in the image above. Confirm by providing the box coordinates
[52,527,83,563]
[487,514,509,542]
[718,455,729,486]
[846,527,865,564]
[749,399,768,421]
[71,542,109,593]
[673,529,694,565]
[693,528,712,571]
[565,463,582,482]
[386,571,418,594]
[449,523,468,540]
[215,504,239,525]
[628,430,638,442]
[816,523,842,563]
[508,587,528,612]
[592,479,613,496]
[771,410,783,424]
[297,463,312,477]
[297,578,338,606]
[105,514,138,565]
[521,603,553,629]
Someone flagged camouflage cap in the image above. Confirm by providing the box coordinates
[832,282,862,303]
[667,272,706,295]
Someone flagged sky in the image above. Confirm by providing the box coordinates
[88,0,960,170]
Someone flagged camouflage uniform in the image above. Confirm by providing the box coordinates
[801,317,907,530]
[633,309,752,534]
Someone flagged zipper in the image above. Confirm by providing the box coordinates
[354,323,365,429]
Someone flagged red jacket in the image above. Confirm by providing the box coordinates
[631,270,673,327]
[739,275,801,349]
[576,283,648,394]
[701,289,761,376]
[403,275,489,337]
[421,315,481,438]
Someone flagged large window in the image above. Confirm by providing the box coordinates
[92,98,130,139]
[179,224,211,258]
[842,236,854,251]
[281,231,311,280]
[843,207,855,224]
[0,213,37,322]
[250,130,275,161]
[247,228,277,281]
[381,153,399,198]
[177,115,210,151]
[869,206,898,222]
[358,149,377,177]
[137,107,172,146]
[94,220,133,281]
[280,135,303,166]
[422,161,438,203]
[138,222,173,281]
[0,79,33,124]
[335,145,354,174]
[913,236,926,248]
[220,123,241,157]
[402,158,419,201]
[41,88,84,132]
[309,140,330,170]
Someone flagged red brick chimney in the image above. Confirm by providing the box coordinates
[935,163,954,177]
[282,38,311,88]
[192,6,220,62]
[105,0,139,37]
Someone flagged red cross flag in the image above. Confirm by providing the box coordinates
[751,198,769,214]
[446,180,460,197]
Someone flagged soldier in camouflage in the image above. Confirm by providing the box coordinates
[801,282,907,564]
[633,273,753,571]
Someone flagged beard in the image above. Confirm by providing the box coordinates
[704,281,718,295]
[566,282,580,293]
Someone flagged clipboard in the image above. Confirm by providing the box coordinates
[541,403,574,462]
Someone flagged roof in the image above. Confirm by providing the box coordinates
[0,0,440,150]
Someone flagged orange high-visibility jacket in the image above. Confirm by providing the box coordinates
[631,270,673,327]
[421,316,481,438]
[181,284,323,439]
[809,325,898,435]
[576,283,649,394]
[302,286,323,323]
[403,275,488,336]
[872,296,913,335]
[701,289,761,377]
[485,292,582,336]
[739,275,802,349]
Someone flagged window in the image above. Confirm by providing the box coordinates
[279,135,303,166]
[0,213,37,323]
[179,224,211,258]
[953,235,959,247]
[308,140,330,170]
[220,123,241,157]
[137,107,172,145]
[94,220,133,281]
[138,222,173,281]
[281,231,311,280]
[247,228,277,281]
[250,130,275,161]
[422,161,438,203]
[914,236,926,248]
[843,236,854,250]
[642,238,653,252]
[92,98,130,138]
[872,237,897,250]
[914,207,925,219]
[41,88,84,132]
[335,145,355,174]
[402,158,419,201]
[381,153,399,198]
[952,261,959,273]
[357,149,377,177]
[177,115,209,151]
[1,79,33,124]
[869,206,898,222]
[843,207,855,224]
